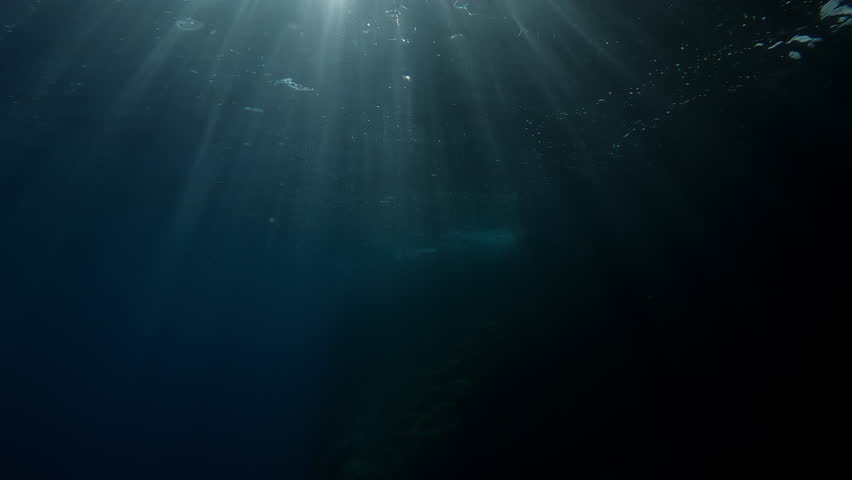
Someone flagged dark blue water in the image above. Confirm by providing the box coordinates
[2,1,848,478]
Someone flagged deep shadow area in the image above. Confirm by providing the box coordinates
[318,37,850,479]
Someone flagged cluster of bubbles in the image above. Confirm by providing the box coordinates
[385,1,408,27]
[595,0,852,156]
[505,1,852,164]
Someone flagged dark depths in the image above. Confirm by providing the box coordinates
[0,1,847,479]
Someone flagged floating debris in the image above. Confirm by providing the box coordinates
[244,106,265,113]
[787,35,823,47]
[788,51,802,60]
[821,0,852,30]
[453,0,475,16]
[273,77,314,92]
[175,18,204,32]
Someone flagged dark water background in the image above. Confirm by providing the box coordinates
[1,1,848,478]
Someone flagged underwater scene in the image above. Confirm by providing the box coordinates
[1,1,848,478]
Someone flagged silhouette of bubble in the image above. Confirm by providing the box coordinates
[176,18,204,32]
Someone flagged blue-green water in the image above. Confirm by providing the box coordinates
[1,1,849,478]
